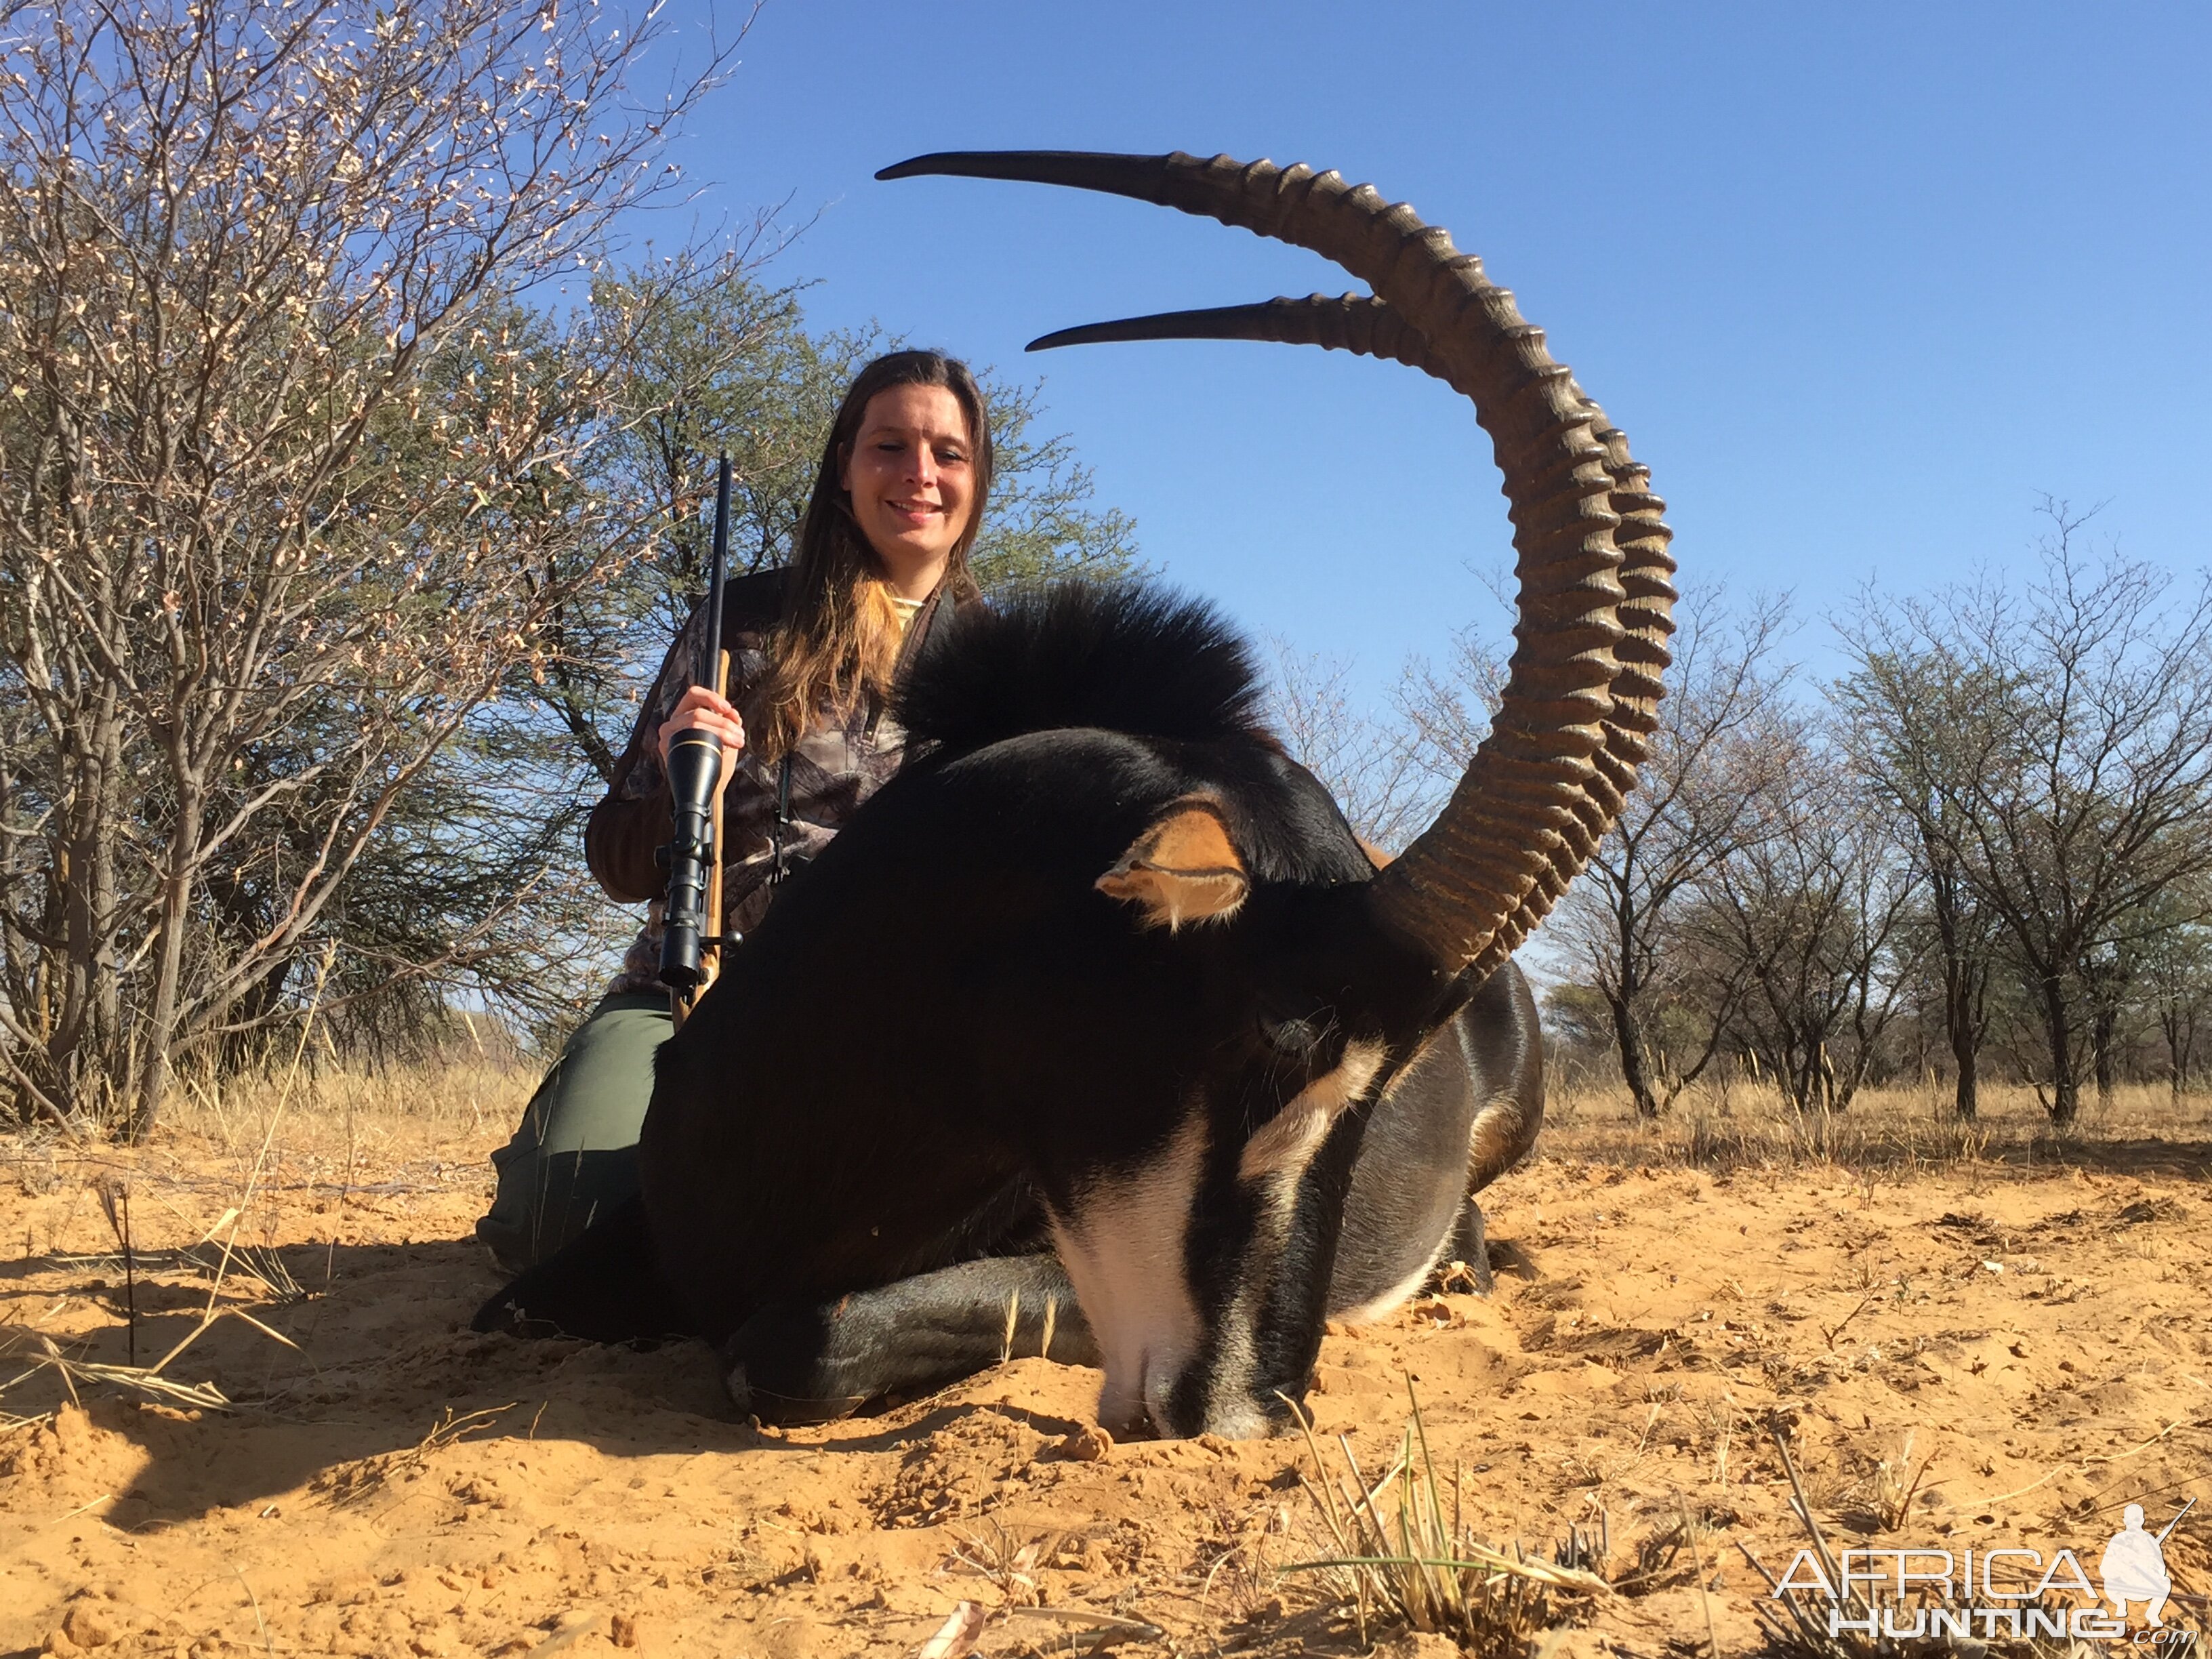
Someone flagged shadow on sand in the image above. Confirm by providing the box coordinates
[3,1235,1094,1532]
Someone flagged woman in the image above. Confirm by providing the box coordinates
[477,350,992,1272]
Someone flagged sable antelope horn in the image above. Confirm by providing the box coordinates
[1028,294,1438,370]
[879,150,1676,976]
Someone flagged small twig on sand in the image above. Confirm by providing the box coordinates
[235,1568,273,1656]
[96,1178,138,1366]
[1819,1291,1879,1351]
[1681,1496,1721,1657]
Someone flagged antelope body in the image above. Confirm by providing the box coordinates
[475,151,1675,1439]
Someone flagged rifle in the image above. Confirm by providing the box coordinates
[2157,1496,2196,1544]
[659,453,733,1027]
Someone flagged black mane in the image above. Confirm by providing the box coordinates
[897,581,1270,756]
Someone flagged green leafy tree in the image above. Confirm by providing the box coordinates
[533,261,1142,792]
[2133,887,2212,1099]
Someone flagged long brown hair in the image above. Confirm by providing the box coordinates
[750,350,992,765]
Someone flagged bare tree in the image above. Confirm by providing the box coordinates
[1835,638,2006,1117]
[1264,643,1441,853]
[1547,590,1795,1115]
[0,0,744,1133]
[1689,734,1922,1113]
[1389,621,1506,825]
[1838,504,2212,1127]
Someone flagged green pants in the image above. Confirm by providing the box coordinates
[476,991,672,1273]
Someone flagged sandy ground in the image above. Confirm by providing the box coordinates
[3,1091,2209,1658]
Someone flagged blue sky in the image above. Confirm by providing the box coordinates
[634,1,2210,698]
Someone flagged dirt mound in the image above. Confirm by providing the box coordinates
[0,1403,148,1511]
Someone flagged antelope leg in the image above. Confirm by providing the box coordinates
[722,1255,1099,1425]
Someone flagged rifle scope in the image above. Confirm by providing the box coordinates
[659,453,732,993]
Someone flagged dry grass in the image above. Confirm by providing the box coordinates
[1869,1430,1931,1534]
[2,1052,535,1434]
[1279,1382,1610,1656]
[5,1052,535,1262]
[1538,1076,2212,1177]
[161,1051,536,1158]
[23,1057,2209,1191]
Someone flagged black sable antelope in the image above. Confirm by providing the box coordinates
[477,151,1676,1439]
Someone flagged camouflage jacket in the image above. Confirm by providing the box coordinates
[588,568,961,998]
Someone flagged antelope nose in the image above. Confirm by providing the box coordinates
[1100,1402,1153,1440]
[1101,1355,1169,1441]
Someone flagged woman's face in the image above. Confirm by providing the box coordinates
[839,383,977,596]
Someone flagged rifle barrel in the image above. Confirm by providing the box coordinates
[2157,1496,2196,1544]
[703,452,730,684]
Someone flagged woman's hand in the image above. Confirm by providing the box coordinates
[657,686,745,798]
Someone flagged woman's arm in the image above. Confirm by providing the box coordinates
[585,779,676,905]
[588,655,681,911]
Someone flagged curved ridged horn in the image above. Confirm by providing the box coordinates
[880,150,1676,976]
[1030,295,1678,969]
[1029,294,1439,374]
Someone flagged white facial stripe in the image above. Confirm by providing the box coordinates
[1181,1040,1389,1436]
[1052,1044,1390,1439]
[1049,1116,1207,1437]
[1238,1040,1387,1183]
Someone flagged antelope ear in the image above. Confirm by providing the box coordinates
[1097,797,1248,930]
